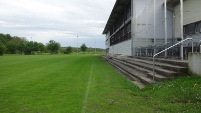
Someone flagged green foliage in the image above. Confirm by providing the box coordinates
[47,40,60,54]
[6,42,16,55]
[32,41,39,52]
[38,43,45,54]
[65,46,73,54]
[80,43,87,53]
[0,33,30,55]
[0,34,7,44]
[24,41,34,55]
[0,41,6,55]
[16,41,25,55]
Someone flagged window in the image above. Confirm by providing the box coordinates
[183,25,189,35]
[126,22,131,40]
[126,1,131,20]
[110,36,114,46]
[189,23,195,34]
[110,27,114,36]
[120,28,124,42]
[196,22,201,33]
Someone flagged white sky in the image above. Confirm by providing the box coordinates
[0,0,116,48]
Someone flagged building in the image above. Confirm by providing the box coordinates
[103,0,201,59]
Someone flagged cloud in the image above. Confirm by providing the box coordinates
[0,0,116,48]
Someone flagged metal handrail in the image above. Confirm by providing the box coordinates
[200,40,201,53]
[152,38,193,81]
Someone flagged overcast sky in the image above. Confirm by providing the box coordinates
[0,0,116,48]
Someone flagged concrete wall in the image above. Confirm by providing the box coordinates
[174,0,201,38]
[188,53,201,76]
[108,39,132,56]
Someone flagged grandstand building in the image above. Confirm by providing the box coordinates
[103,0,201,59]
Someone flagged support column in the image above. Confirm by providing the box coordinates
[164,0,167,58]
[180,0,184,60]
[146,4,148,56]
[153,0,156,55]
[131,0,134,57]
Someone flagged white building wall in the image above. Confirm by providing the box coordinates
[174,0,201,38]
[108,40,132,56]
[132,0,173,56]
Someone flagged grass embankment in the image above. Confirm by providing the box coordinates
[0,54,201,113]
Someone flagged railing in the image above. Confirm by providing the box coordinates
[152,38,193,81]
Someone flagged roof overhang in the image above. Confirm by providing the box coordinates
[102,0,129,34]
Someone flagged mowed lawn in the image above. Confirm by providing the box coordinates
[1,54,201,113]
[0,54,138,113]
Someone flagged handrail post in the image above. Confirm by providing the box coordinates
[153,57,155,81]
[192,39,193,53]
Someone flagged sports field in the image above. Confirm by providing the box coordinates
[0,54,201,113]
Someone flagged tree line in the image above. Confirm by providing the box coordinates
[0,33,104,56]
[0,33,63,55]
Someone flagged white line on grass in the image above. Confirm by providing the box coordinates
[81,62,94,113]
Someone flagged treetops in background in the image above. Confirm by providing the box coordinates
[0,33,60,55]
[0,33,105,56]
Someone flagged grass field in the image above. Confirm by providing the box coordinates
[0,54,201,113]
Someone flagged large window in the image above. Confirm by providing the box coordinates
[196,21,201,33]
[110,27,114,36]
[109,0,131,36]
[183,25,189,35]
[183,20,201,36]
[126,1,131,20]
[189,23,195,34]
[109,21,131,46]
[109,0,132,46]
[110,36,114,46]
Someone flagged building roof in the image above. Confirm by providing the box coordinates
[102,0,129,34]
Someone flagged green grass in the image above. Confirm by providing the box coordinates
[0,54,201,113]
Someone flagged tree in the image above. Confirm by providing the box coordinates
[80,44,87,53]
[24,41,34,55]
[0,34,7,45]
[47,40,60,54]
[5,34,12,41]
[65,46,73,54]
[6,42,16,55]
[16,41,25,55]
[32,42,39,52]
[38,43,45,54]
[0,41,6,55]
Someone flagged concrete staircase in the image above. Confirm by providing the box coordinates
[102,55,188,89]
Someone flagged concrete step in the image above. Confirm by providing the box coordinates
[113,58,173,82]
[102,55,189,88]
[147,73,172,82]
[114,58,178,77]
[117,57,188,73]
[108,59,155,85]
[131,56,188,67]
[112,58,175,82]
